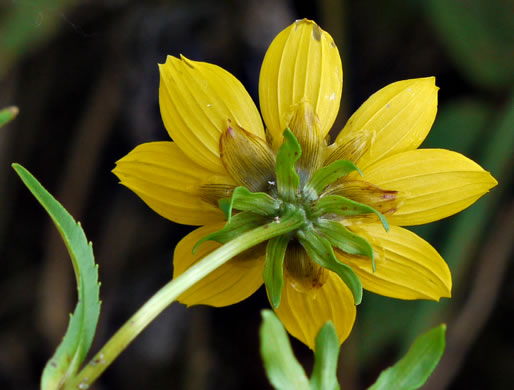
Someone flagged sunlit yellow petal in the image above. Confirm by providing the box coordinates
[159,55,265,172]
[274,272,356,350]
[334,77,438,170]
[360,149,498,226]
[113,142,231,226]
[259,19,342,150]
[173,223,265,307]
[336,224,451,301]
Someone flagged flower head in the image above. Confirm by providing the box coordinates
[113,19,497,349]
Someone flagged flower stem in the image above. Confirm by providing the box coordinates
[64,213,304,389]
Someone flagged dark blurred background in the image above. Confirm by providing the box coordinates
[0,0,513,389]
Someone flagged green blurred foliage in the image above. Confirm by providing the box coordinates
[0,0,77,78]
[425,0,514,90]
[0,106,19,127]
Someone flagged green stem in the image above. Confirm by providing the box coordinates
[64,213,304,389]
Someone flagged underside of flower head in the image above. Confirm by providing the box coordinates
[113,18,498,349]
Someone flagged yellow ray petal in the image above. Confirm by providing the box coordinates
[259,19,343,150]
[113,141,231,226]
[360,149,498,226]
[173,223,265,307]
[336,224,451,301]
[274,272,356,350]
[334,77,438,170]
[159,55,265,173]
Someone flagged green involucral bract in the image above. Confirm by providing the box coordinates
[315,219,376,271]
[313,194,390,231]
[297,227,363,304]
[193,212,269,253]
[196,129,392,307]
[275,128,302,202]
[264,235,290,309]
[303,159,362,201]
[219,186,282,223]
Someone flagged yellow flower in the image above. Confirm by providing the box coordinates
[113,19,497,349]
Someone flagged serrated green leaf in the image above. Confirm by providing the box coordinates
[297,227,362,305]
[313,195,389,232]
[260,310,310,390]
[304,159,361,201]
[310,321,341,390]
[12,163,101,390]
[0,106,18,127]
[193,211,269,253]
[264,235,290,309]
[368,324,446,390]
[315,218,375,271]
[275,129,302,202]
[220,186,281,223]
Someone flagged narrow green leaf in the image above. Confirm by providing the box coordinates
[368,324,446,390]
[260,310,311,390]
[220,186,281,223]
[264,235,290,309]
[297,227,362,305]
[0,106,18,127]
[313,195,389,232]
[315,219,375,272]
[310,321,341,390]
[12,163,101,389]
[275,129,302,202]
[193,211,269,253]
[304,159,361,201]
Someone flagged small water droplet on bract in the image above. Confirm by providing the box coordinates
[207,104,211,108]
[78,381,89,389]
[329,92,336,101]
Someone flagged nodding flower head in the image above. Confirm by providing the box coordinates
[113,19,497,349]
